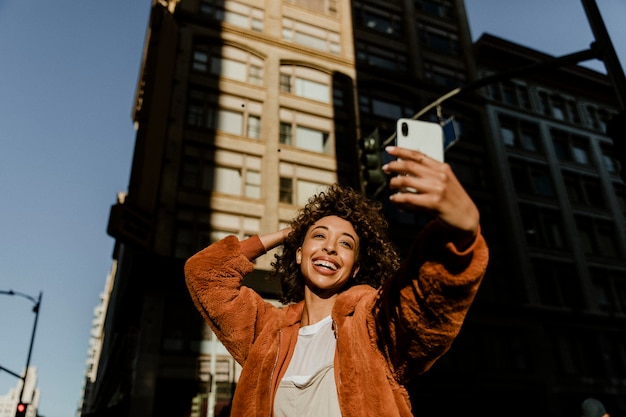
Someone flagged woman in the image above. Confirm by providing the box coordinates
[185,145,489,416]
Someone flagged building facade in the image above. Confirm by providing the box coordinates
[80,0,625,416]
[406,33,626,416]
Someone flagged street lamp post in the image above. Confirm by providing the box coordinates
[0,289,43,405]
[582,0,626,110]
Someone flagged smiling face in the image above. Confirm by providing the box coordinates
[296,215,360,299]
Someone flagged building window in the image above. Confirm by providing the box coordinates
[297,126,330,153]
[192,50,209,72]
[180,144,262,199]
[600,144,618,174]
[180,144,212,192]
[244,170,261,199]
[419,24,460,56]
[296,180,327,206]
[487,83,501,102]
[562,172,606,209]
[279,74,291,93]
[249,65,263,85]
[501,83,517,106]
[353,2,402,37]
[488,82,532,111]
[247,115,261,139]
[284,0,338,16]
[572,142,590,165]
[174,216,209,259]
[550,129,592,167]
[415,0,454,19]
[282,18,340,54]
[518,86,532,110]
[279,177,293,204]
[509,160,555,198]
[423,62,466,88]
[186,89,262,139]
[535,90,582,124]
[356,42,408,73]
[192,45,264,86]
[279,119,331,154]
[214,166,243,195]
[498,116,541,152]
[217,165,260,198]
[213,109,244,136]
[519,205,566,250]
[279,99,334,153]
[175,211,260,259]
[279,122,292,145]
[200,0,264,32]
[295,78,329,102]
[280,66,331,103]
[278,177,328,206]
[585,104,611,131]
[551,95,567,120]
[359,94,413,120]
[575,216,619,258]
[566,99,581,124]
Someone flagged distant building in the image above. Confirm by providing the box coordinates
[77,260,117,417]
[0,367,40,417]
[80,0,626,416]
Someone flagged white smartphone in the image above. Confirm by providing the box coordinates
[396,118,445,162]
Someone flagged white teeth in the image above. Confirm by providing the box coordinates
[314,260,338,271]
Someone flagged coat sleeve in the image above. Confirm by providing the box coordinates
[371,220,489,383]
[184,235,276,364]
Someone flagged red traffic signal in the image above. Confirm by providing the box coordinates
[15,402,28,417]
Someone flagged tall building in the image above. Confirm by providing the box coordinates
[407,33,626,416]
[80,0,625,416]
[78,260,117,416]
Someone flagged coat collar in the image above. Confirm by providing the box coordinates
[281,284,376,327]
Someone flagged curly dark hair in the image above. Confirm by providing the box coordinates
[270,184,400,305]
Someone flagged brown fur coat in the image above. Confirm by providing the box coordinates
[185,221,488,416]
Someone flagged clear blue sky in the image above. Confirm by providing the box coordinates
[0,1,623,416]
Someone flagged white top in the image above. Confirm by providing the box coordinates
[282,315,336,384]
[274,315,341,416]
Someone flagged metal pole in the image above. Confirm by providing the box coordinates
[18,291,42,404]
[581,0,626,110]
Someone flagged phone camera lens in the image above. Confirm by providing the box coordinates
[401,122,409,136]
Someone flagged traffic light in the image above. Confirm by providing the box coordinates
[15,402,27,417]
[359,128,387,197]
